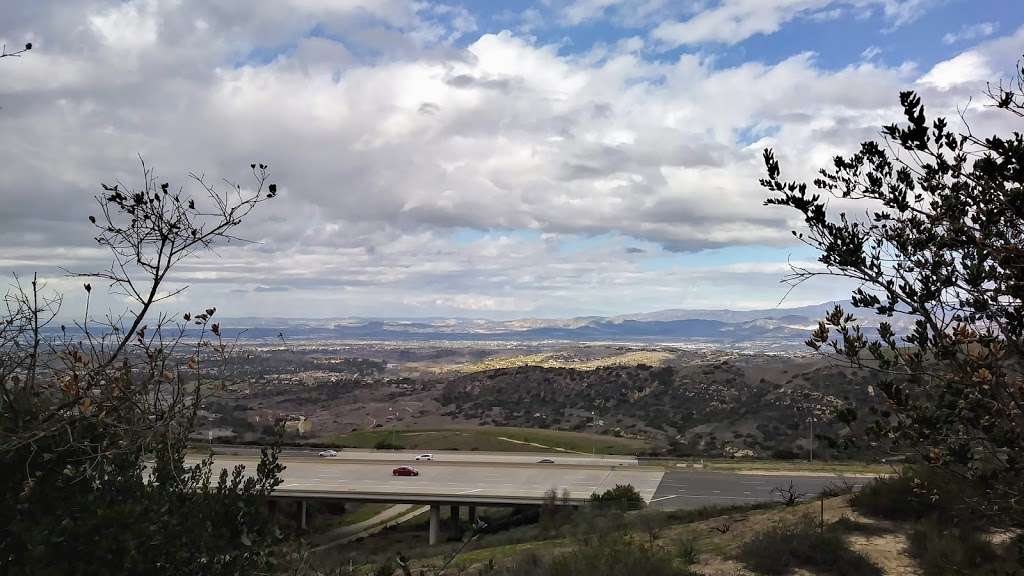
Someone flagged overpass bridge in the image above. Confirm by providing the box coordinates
[207,450,663,545]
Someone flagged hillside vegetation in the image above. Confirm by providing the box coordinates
[440,356,880,459]
[450,350,675,373]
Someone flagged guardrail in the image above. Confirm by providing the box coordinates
[271,488,590,507]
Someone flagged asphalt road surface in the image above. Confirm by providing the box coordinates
[204,445,637,467]
[203,452,868,509]
[208,456,663,504]
[647,469,866,510]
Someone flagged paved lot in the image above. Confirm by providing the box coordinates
[647,469,866,510]
[209,456,663,504]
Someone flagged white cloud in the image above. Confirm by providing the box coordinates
[559,0,687,27]
[0,1,1017,318]
[918,51,992,90]
[942,21,998,45]
[651,0,930,47]
[919,25,1024,91]
[861,45,882,60]
[88,0,161,50]
[563,0,623,25]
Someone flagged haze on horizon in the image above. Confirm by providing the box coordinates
[2,0,1021,320]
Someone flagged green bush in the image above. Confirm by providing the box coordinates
[851,467,988,524]
[676,538,700,565]
[589,484,644,511]
[770,447,800,460]
[907,517,1023,576]
[850,471,932,521]
[373,438,404,450]
[737,516,882,576]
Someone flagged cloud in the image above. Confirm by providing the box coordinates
[651,0,930,47]
[0,1,1017,318]
[861,46,882,60]
[919,25,1024,90]
[559,0,690,27]
[942,21,998,45]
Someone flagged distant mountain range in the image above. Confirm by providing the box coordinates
[207,300,900,347]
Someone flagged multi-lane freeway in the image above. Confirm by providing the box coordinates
[211,455,664,505]
[206,444,636,467]
[205,448,867,509]
[202,449,873,543]
[648,469,864,510]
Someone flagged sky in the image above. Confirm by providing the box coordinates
[1,0,1021,320]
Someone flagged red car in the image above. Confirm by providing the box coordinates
[392,466,419,477]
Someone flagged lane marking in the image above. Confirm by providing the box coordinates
[678,494,763,500]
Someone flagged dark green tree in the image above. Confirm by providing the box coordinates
[0,161,284,574]
[762,57,1024,525]
[589,484,645,511]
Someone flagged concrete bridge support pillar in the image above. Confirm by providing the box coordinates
[429,504,441,545]
[298,500,308,531]
[468,505,477,526]
[449,504,462,538]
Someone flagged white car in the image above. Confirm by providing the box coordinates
[414,453,433,461]
[318,450,339,457]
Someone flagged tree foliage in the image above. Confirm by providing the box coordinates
[762,57,1024,525]
[0,161,284,574]
[589,484,645,511]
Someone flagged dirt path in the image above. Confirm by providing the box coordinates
[497,436,581,453]
[311,504,428,551]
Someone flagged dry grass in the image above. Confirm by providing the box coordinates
[326,426,650,455]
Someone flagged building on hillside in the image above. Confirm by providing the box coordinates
[283,414,312,436]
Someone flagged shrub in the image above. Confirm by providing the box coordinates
[487,534,697,576]
[589,484,644,511]
[907,517,1023,576]
[850,471,931,521]
[373,438,404,450]
[820,478,857,498]
[677,538,700,565]
[737,516,882,576]
[851,467,985,524]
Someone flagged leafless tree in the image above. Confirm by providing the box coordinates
[0,160,282,573]
[1,160,276,459]
[0,42,32,59]
[773,481,806,506]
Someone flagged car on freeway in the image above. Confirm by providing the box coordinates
[537,458,555,464]
[318,450,338,457]
[392,466,419,477]
[414,453,433,461]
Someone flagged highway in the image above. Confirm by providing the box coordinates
[206,450,865,509]
[203,451,871,544]
[648,469,865,510]
[209,455,664,505]
[204,444,637,467]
